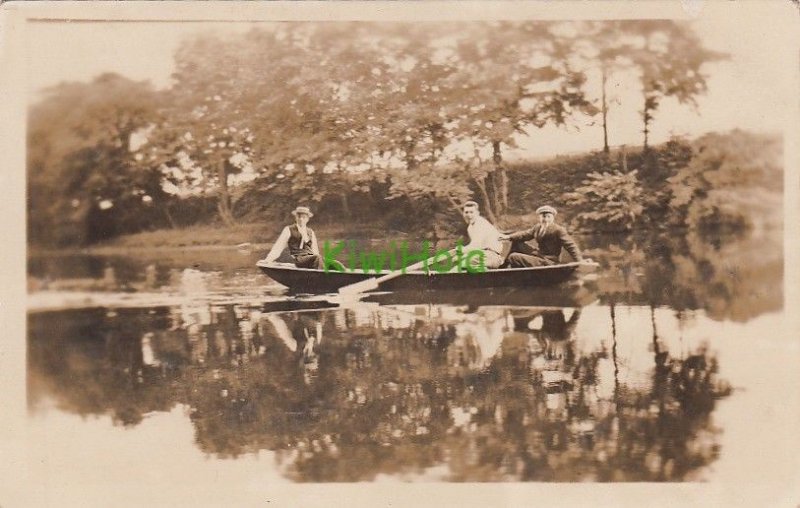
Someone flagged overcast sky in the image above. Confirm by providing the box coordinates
[24,6,796,159]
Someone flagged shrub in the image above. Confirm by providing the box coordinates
[563,169,646,232]
[667,130,782,232]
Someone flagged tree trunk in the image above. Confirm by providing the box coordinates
[404,140,417,171]
[446,194,461,211]
[163,205,177,229]
[492,140,508,216]
[642,93,651,151]
[486,171,502,220]
[429,124,443,163]
[601,66,610,154]
[642,37,654,152]
[499,170,508,213]
[217,158,235,226]
[217,200,235,226]
[474,177,498,224]
[610,302,619,395]
[620,145,628,172]
[340,192,350,219]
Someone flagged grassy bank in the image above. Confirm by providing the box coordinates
[99,223,272,250]
[29,131,780,253]
[79,212,577,256]
[86,220,400,252]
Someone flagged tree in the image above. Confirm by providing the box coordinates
[667,130,782,232]
[447,22,596,220]
[148,34,264,226]
[258,23,399,211]
[155,25,391,221]
[28,73,166,246]
[570,21,725,155]
[624,22,726,150]
[569,21,636,154]
[147,22,595,231]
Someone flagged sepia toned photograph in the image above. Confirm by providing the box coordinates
[2,1,799,506]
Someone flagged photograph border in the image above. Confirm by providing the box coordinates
[2,2,799,506]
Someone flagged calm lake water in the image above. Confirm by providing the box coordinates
[25,228,796,489]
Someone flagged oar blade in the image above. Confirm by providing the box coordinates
[338,277,380,295]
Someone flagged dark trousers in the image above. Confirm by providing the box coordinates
[294,254,346,272]
[507,252,556,267]
[293,254,323,269]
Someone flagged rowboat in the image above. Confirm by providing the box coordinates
[256,260,597,294]
[361,286,597,308]
[259,285,597,312]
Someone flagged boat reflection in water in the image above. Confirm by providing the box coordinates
[28,281,732,482]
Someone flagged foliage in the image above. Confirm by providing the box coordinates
[139,22,600,226]
[444,22,598,218]
[25,22,750,247]
[508,138,691,231]
[667,130,782,232]
[568,21,726,151]
[563,169,645,231]
[624,21,727,149]
[27,74,168,246]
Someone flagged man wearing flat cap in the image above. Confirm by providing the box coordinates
[263,206,334,269]
[499,205,582,267]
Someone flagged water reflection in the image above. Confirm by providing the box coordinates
[28,228,782,322]
[28,228,780,482]
[28,294,732,481]
[584,228,782,321]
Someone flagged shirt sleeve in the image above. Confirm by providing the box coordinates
[464,223,482,251]
[310,229,320,257]
[266,314,297,352]
[558,227,582,261]
[509,225,538,242]
[466,219,501,252]
[264,226,290,263]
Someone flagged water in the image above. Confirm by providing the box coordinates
[25,229,796,487]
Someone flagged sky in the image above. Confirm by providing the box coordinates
[23,5,796,159]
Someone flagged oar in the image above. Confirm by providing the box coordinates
[338,249,456,295]
[576,258,599,273]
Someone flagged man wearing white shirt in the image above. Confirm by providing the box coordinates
[462,201,504,270]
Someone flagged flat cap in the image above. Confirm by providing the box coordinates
[536,205,557,215]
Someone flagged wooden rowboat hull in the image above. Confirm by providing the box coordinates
[257,260,596,294]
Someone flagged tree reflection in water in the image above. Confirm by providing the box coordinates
[28,296,732,481]
[586,228,782,322]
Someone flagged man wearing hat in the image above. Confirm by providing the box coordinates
[262,206,333,269]
[499,205,582,267]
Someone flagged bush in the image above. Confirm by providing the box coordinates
[667,130,782,232]
[563,170,646,232]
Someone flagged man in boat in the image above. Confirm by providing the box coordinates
[262,206,344,271]
[499,205,582,267]
[263,312,323,385]
[461,201,505,270]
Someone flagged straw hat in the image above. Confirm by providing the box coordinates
[291,206,314,218]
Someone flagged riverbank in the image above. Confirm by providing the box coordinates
[28,220,413,256]
[103,223,271,249]
[37,211,578,256]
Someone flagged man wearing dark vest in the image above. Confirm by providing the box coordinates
[262,206,338,270]
[499,205,582,267]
